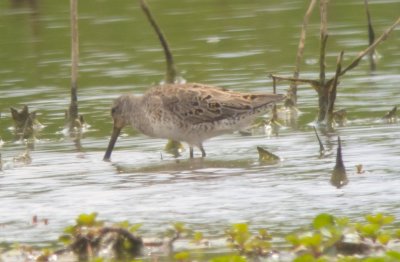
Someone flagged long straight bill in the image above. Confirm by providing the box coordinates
[103,126,121,161]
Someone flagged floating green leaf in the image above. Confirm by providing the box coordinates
[294,253,327,262]
[210,255,247,262]
[357,223,380,240]
[174,251,190,261]
[129,224,142,233]
[173,222,187,233]
[192,231,204,244]
[258,228,272,240]
[365,213,394,226]
[76,212,99,227]
[286,234,301,247]
[165,140,184,157]
[89,258,105,262]
[63,225,75,234]
[58,234,72,245]
[386,250,400,260]
[116,220,130,229]
[362,257,387,262]
[301,234,322,248]
[313,213,335,230]
[335,217,350,228]
[377,233,391,245]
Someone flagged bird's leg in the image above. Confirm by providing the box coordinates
[200,144,206,158]
[189,146,194,158]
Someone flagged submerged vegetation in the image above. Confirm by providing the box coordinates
[2,212,400,261]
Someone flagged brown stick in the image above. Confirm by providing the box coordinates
[289,0,317,104]
[139,0,177,84]
[316,0,330,122]
[339,16,400,77]
[270,74,320,89]
[326,51,344,128]
[319,0,329,88]
[313,126,325,154]
[69,0,79,122]
[363,0,376,71]
[273,17,400,87]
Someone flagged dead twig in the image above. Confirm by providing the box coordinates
[316,0,329,123]
[68,0,79,128]
[364,0,376,71]
[339,16,400,77]
[139,0,177,83]
[270,16,400,126]
[139,0,183,156]
[288,0,317,105]
[325,51,344,129]
[55,227,143,259]
[313,126,325,154]
[319,0,329,88]
[270,74,320,89]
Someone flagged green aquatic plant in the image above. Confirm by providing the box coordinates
[3,212,400,261]
[210,255,247,262]
[286,213,400,260]
[225,223,272,258]
[355,213,395,244]
[287,213,361,258]
[164,139,185,158]
[174,251,190,262]
[57,212,143,261]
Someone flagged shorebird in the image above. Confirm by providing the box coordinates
[104,83,284,160]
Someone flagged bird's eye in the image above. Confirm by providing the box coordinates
[111,107,117,114]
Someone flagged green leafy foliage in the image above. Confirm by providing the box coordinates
[294,253,328,262]
[365,214,395,226]
[225,223,271,257]
[6,212,400,261]
[313,213,335,230]
[210,255,247,262]
[76,212,102,227]
[56,213,143,261]
[191,231,204,245]
[116,220,142,233]
[354,213,395,244]
[386,250,400,260]
[286,212,400,260]
[174,251,190,261]
[173,222,187,234]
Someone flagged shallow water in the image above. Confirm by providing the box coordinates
[0,0,400,247]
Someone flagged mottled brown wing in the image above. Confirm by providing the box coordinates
[159,83,284,125]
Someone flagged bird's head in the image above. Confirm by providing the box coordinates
[104,94,134,161]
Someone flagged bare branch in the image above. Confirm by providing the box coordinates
[69,0,79,121]
[289,0,317,103]
[319,0,329,86]
[339,16,400,77]
[364,0,376,70]
[269,74,320,89]
[139,0,177,83]
[326,51,344,128]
